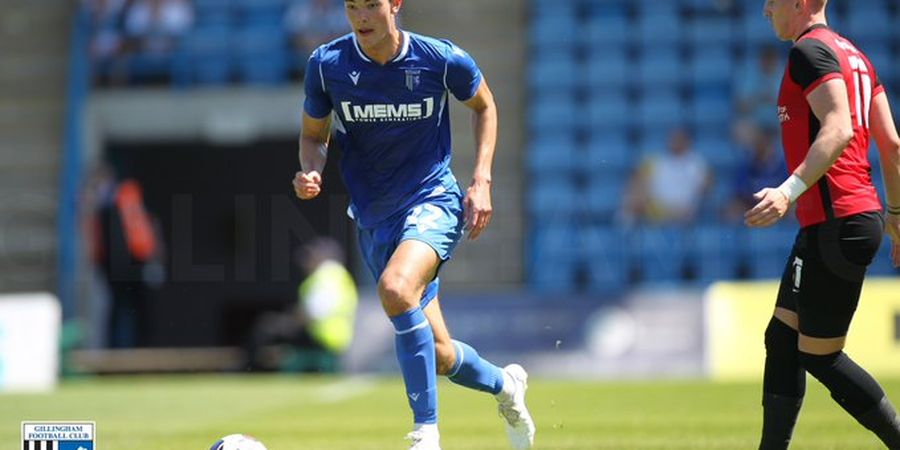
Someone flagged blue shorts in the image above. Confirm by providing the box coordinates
[356,186,464,308]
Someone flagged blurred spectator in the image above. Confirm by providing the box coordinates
[86,163,165,348]
[123,0,194,83]
[722,127,788,222]
[83,0,129,85]
[245,238,358,372]
[621,128,712,225]
[734,45,783,145]
[285,0,347,61]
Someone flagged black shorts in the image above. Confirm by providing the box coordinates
[774,211,884,338]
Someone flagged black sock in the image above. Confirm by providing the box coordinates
[759,319,805,450]
[857,397,900,449]
[801,351,900,448]
[760,393,803,450]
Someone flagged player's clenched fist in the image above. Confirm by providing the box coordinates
[293,171,322,200]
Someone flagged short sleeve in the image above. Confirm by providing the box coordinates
[872,69,886,97]
[443,41,482,102]
[304,48,333,119]
[789,39,842,95]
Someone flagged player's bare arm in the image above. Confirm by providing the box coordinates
[293,112,331,200]
[870,91,900,267]
[745,78,852,227]
[461,78,498,241]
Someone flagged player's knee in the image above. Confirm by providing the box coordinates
[799,350,841,377]
[765,317,798,355]
[434,340,456,376]
[377,272,418,314]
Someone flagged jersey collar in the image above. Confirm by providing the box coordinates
[797,23,828,40]
[352,30,410,65]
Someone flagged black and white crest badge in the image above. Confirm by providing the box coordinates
[404,69,421,91]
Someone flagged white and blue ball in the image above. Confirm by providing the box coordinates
[209,434,268,450]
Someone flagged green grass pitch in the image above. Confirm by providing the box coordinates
[5,375,897,449]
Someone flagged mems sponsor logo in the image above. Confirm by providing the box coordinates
[340,97,434,123]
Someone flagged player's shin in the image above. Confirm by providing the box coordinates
[391,307,439,425]
[801,351,900,448]
[759,318,805,450]
[446,339,505,396]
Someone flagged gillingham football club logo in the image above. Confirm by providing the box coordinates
[404,68,421,91]
[22,422,95,450]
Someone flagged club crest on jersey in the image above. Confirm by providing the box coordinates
[405,69,421,91]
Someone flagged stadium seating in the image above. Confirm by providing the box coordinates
[527,0,900,293]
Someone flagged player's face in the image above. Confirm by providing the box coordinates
[344,0,399,49]
[763,0,800,41]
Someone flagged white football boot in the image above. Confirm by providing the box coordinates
[404,425,441,450]
[497,364,536,449]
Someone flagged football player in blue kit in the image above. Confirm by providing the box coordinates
[292,0,535,449]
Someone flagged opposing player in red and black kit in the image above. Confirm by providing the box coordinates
[747,0,900,448]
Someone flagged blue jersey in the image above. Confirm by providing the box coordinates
[304,31,482,228]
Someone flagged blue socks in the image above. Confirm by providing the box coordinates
[390,307,438,424]
[447,339,505,395]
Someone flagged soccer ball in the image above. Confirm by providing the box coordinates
[209,434,268,450]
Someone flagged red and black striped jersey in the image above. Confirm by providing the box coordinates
[778,24,884,227]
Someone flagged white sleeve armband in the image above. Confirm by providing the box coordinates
[777,174,809,203]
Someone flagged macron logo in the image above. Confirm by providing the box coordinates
[349,71,360,85]
[409,393,420,402]
[340,97,434,123]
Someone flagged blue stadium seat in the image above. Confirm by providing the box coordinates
[582,15,628,48]
[195,8,233,28]
[531,14,579,51]
[845,0,896,43]
[634,0,679,15]
[698,175,734,222]
[528,180,581,217]
[584,177,626,218]
[689,225,742,283]
[529,93,579,133]
[584,1,628,21]
[529,222,580,292]
[864,45,893,86]
[127,51,174,83]
[585,128,633,172]
[528,145,581,177]
[689,92,733,129]
[686,18,734,47]
[637,48,684,87]
[195,0,233,16]
[635,129,669,157]
[688,48,733,91]
[693,131,739,171]
[529,53,579,92]
[637,12,682,47]
[528,131,580,174]
[683,0,730,14]
[637,226,688,283]
[585,91,631,130]
[232,28,288,84]
[583,226,628,293]
[636,91,683,130]
[176,28,233,85]
[746,227,796,280]
[234,0,285,27]
[584,49,629,90]
[740,13,772,46]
